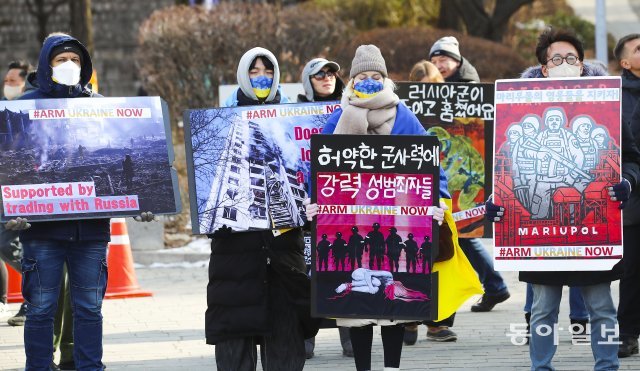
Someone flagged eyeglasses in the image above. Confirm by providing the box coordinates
[546,54,579,66]
[312,70,336,80]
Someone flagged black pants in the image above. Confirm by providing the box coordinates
[215,278,305,371]
[350,324,404,371]
[619,225,640,337]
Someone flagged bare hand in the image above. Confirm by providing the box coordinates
[303,198,318,221]
[5,217,31,231]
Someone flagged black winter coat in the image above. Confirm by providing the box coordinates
[518,63,640,286]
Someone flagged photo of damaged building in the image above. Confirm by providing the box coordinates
[195,116,307,234]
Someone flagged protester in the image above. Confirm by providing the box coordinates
[613,33,640,358]
[417,37,510,345]
[207,47,315,371]
[5,32,155,371]
[408,60,444,83]
[298,57,344,103]
[487,27,640,370]
[297,57,353,360]
[304,44,451,371]
[2,60,30,100]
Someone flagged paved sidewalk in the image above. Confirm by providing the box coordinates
[1,240,639,370]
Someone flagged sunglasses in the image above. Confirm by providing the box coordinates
[312,70,336,80]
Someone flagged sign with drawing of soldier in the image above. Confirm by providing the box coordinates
[0,97,181,221]
[310,134,440,320]
[184,102,339,235]
[493,77,622,271]
[397,82,494,238]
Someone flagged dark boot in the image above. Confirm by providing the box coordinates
[403,323,418,345]
[304,337,315,359]
[618,336,639,358]
[338,326,354,357]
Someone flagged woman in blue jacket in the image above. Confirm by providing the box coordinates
[306,44,449,371]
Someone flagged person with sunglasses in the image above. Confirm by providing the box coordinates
[298,58,345,103]
[297,57,352,360]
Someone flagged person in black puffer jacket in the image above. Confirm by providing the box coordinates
[206,47,317,371]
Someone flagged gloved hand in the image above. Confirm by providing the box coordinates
[485,197,505,222]
[212,224,233,238]
[134,211,155,222]
[608,178,632,209]
[5,217,31,231]
[303,198,318,221]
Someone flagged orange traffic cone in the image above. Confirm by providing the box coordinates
[5,263,23,303]
[105,218,152,299]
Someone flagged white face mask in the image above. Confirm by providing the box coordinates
[3,84,24,100]
[547,62,581,78]
[51,60,81,86]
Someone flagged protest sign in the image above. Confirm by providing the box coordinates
[311,134,440,320]
[0,97,180,221]
[493,77,622,271]
[184,102,338,234]
[397,82,494,238]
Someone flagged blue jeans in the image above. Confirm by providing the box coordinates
[22,240,108,371]
[529,283,619,371]
[524,284,589,321]
[458,238,508,295]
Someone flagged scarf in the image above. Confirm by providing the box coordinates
[333,79,399,135]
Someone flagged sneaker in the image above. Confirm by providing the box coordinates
[618,336,639,358]
[403,324,419,345]
[426,326,457,342]
[471,291,511,312]
[0,302,11,318]
[7,302,27,326]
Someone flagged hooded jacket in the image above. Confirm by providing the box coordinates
[446,57,480,83]
[620,69,640,125]
[297,59,345,103]
[18,33,109,242]
[222,47,291,107]
[518,62,640,286]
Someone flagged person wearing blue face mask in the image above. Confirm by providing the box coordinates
[223,47,291,107]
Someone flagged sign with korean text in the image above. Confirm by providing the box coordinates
[493,77,622,271]
[184,102,338,234]
[311,134,440,320]
[397,82,494,238]
[0,97,181,221]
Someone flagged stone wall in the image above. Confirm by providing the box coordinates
[0,0,174,96]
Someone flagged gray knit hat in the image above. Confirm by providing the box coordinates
[349,45,387,78]
[429,36,462,62]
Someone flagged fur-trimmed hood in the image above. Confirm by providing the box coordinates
[520,62,608,79]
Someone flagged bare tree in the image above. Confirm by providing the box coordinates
[438,0,533,42]
[69,0,94,54]
[26,0,69,43]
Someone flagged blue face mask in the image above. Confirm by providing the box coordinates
[353,78,384,98]
[250,75,273,99]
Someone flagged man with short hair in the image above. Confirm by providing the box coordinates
[613,33,640,358]
[429,36,480,83]
[2,60,30,100]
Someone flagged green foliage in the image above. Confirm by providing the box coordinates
[311,0,439,30]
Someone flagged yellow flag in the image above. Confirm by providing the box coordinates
[433,198,483,321]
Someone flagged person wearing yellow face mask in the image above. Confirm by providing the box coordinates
[2,61,30,100]
[222,47,291,107]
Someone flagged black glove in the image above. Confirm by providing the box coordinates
[608,178,632,209]
[211,224,233,238]
[485,198,505,222]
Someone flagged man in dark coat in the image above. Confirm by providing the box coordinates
[498,27,640,370]
[613,33,640,358]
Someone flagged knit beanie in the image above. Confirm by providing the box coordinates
[429,36,462,62]
[50,41,83,64]
[349,45,388,78]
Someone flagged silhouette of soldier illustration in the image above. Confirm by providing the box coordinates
[317,233,331,271]
[331,232,348,271]
[420,236,432,274]
[404,233,419,273]
[365,222,385,270]
[386,227,403,273]
[122,154,135,191]
[347,226,365,270]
